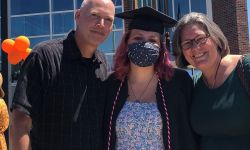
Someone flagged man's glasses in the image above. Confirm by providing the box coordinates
[181,34,210,50]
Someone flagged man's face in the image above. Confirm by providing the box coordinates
[75,0,115,47]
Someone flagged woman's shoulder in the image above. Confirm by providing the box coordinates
[161,68,193,87]
[226,54,250,70]
[238,54,250,76]
[241,54,250,65]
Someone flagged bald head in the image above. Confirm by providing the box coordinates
[74,0,115,57]
[80,0,114,9]
[79,0,115,19]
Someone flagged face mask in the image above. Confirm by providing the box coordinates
[127,41,160,67]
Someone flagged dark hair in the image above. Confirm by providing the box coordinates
[172,12,230,68]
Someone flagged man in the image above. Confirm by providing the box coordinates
[10,0,115,149]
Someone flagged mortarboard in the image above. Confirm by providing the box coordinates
[115,6,177,34]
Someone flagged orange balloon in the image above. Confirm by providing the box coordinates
[8,50,23,65]
[1,39,15,54]
[14,36,30,52]
[21,48,32,60]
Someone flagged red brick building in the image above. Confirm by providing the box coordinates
[122,0,249,54]
[212,0,249,54]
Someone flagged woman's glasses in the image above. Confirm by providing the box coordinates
[181,34,210,50]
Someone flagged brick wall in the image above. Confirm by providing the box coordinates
[235,0,250,54]
[123,0,131,11]
[122,0,137,32]
[212,0,249,54]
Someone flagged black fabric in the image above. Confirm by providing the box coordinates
[103,69,199,150]
[115,6,177,34]
[11,31,105,150]
[191,55,250,150]
[236,54,250,99]
[127,41,160,67]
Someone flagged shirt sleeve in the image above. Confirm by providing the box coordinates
[11,48,45,117]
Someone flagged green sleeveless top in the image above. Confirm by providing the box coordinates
[191,55,250,150]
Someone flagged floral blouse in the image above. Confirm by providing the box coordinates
[115,101,164,150]
[0,99,9,150]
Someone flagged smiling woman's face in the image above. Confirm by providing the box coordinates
[180,23,219,70]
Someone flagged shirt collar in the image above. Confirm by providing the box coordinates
[63,30,102,67]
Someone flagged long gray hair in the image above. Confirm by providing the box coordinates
[172,12,230,68]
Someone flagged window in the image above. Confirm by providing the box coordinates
[168,0,207,20]
[53,35,66,39]
[11,15,50,37]
[52,0,73,11]
[113,30,123,50]
[191,0,206,14]
[100,29,123,71]
[98,30,123,53]
[53,12,74,34]
[99,34,113,53]
[174,0,189,20]
[138,0,158,8]
[158,0,167,12]
[77,0,83,8]
[11,0,49,15]
[168,0,174,18]
[143,0,152,6]
[113,0,122,5]
[29,36,50,48]
[113,7,123,30]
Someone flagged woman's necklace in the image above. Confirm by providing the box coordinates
[128,73,155,102]
[203,57,221,89]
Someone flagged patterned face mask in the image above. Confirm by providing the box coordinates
[127,41,160,67]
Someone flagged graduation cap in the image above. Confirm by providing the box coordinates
[115,6,177,34]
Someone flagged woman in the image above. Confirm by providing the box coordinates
[0,73,9,150]
[173,12,250,150]
[103,6,198,150]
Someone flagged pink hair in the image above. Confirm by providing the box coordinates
[113,31,173,80]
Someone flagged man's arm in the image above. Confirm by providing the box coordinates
[10,109,32,150]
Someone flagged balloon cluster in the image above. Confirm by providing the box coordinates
[1,36,32,65]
